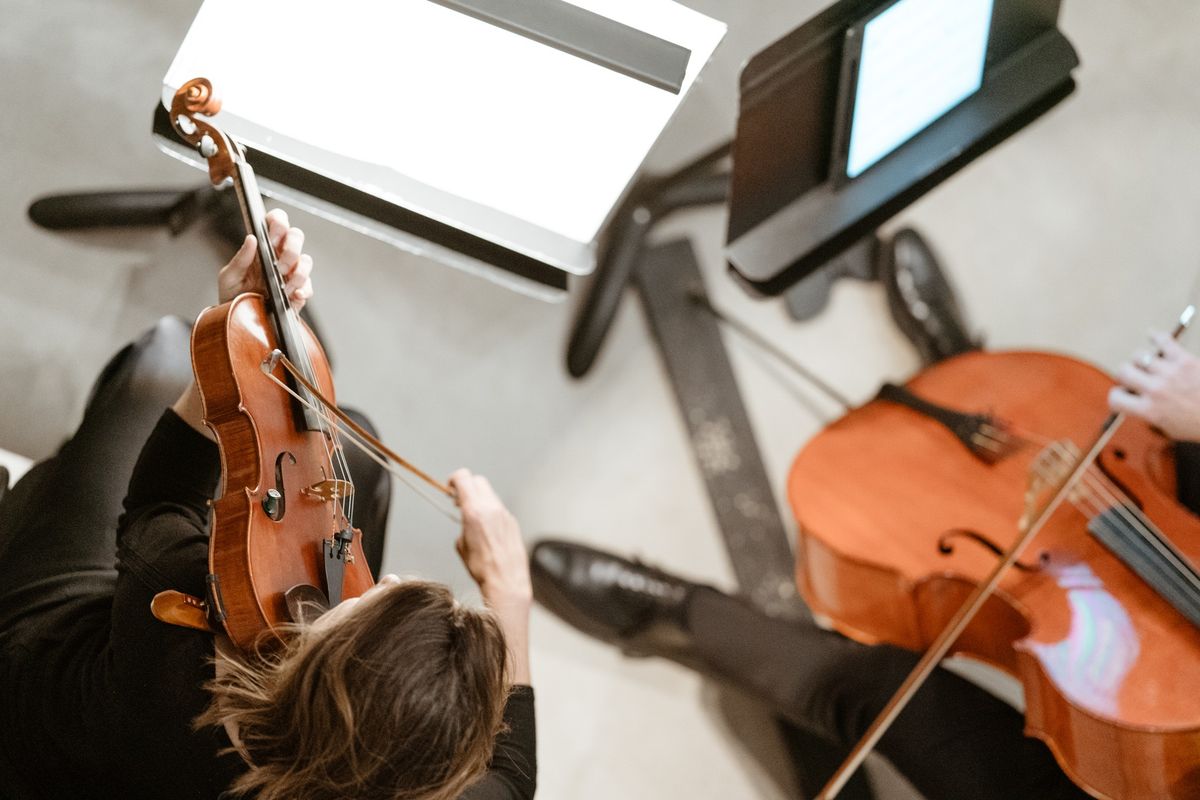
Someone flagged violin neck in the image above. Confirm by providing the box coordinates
[229,151,324,431]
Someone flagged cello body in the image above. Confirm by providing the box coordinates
[788,350,1200,799]
[194,294,373,652]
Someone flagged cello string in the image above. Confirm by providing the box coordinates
[1042,441,1193,582]
[1068,476,1200,597]
[1075,475,1200,592]
[1040,440,1200,595]
[983,430,1193,578]
[971,429,1200,599]
[888,396,1200,596]
[261,367,461,524]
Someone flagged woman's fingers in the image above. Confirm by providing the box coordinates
[277,225,305,272]
[265,208,289,252]
[285,254,313,307]
[217,235,258,303]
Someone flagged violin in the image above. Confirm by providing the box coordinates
[162,78,375,651]
[789,348,1200,799]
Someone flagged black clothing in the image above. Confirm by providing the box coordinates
[529,537,1093,800]
[1175,440,1200,514]
[0,318,536,799]
[685,587,1092,800]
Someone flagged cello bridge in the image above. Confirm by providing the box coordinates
[1022,440,1083,526]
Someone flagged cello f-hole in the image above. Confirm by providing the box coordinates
[936,528,1044,572]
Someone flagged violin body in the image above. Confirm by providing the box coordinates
[789,350,1200,799]
[194,294,373,651]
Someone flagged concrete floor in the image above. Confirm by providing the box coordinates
[3,1,1199,798]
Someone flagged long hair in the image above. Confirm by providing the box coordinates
[196,580,510,800]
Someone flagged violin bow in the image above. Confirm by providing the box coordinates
[814,304,1196,800]
[256,349,461,524]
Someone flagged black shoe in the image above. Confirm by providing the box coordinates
[880,226,980,365]
[530,540,697,656]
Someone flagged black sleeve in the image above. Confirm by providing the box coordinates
[461,685,537,800]
[118,409,221,538]
[1175,441,1200,517]
[110,409,246,798]
[115,408,220,602]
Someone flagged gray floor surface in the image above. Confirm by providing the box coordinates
[3,1,1199,798]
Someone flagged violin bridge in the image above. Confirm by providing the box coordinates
[302,479,355,502]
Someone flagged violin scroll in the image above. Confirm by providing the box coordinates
[177,77,222,117]
[168,77,236,185]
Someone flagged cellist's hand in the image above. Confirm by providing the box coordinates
[1109,331,1200,442]
[218,208,313,310]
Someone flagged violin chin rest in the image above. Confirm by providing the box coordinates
[151,590,215,634]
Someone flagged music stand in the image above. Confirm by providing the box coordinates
[726,0,1079,296]
[563,0,1078,377]
[29,0,724,301]
[152,0,725,300]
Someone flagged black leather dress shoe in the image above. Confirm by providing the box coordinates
[880,226,979,365]
[531,540,696,655]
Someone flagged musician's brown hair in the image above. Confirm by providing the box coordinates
[197,580,509,800]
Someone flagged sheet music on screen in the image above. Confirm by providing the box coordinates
[846,0,994,179]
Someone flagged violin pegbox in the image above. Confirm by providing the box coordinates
[169,77,238,186]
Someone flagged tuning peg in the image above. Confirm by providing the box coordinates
[199,134,218,159]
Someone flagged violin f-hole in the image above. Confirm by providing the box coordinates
[262,452,297,521]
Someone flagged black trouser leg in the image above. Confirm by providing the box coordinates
[685,587,1092,800]
[0,317,195,629]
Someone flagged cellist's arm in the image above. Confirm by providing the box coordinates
[172,209,312,440]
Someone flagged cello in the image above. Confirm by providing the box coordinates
[788,341,1200,798]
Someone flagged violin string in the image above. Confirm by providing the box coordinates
[261,367,461,524]
[252,185,353,531]
[262,366,460,523]
[284,303,356,531]
[1041,441,1200,595]
[234,149,357,540]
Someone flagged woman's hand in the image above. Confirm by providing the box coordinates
[174,209,313,440]
[1109,331,1200,442]
[450,468,533,609]
[217,208,313,310]
[450,468,532,684]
